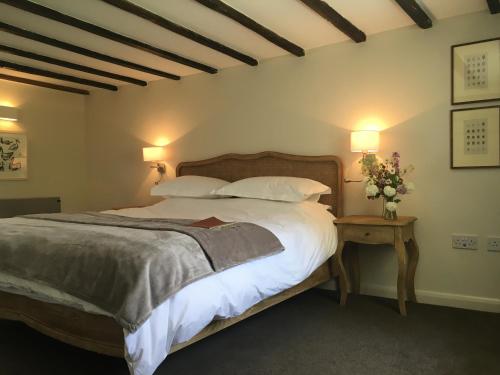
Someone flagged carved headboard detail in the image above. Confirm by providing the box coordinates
[176,151,343,217]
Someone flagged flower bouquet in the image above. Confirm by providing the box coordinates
[361,152,415,220]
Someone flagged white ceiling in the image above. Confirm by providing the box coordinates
[0,0,490,91]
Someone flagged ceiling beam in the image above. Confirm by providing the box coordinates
[299,0,366,43]
[0,22,180,80]
[0,0,217,74]
[487,0,500,14]
[194,0,304,57]
[394,0,432,29]
[101,0,258,66]
[0,73,89,95]
[0,44,147,86]
[0,60,118,91]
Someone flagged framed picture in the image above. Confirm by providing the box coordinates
[0,132,28,180]
[451,37,500,105]
[450,106,500,169]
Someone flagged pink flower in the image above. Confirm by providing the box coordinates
[397,185,407,194]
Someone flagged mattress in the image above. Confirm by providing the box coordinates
[0,197,337,375]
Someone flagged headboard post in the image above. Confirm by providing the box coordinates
[176,152,343,217]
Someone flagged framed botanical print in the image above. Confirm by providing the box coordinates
[450,106,500,169]
[451,38,500,105]
[0,132,27,180]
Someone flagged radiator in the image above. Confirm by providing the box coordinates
[0,197,61,218]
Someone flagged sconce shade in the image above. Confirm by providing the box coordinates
[143,146,166,162]
[351,131,379,153]
[0,106,19,121]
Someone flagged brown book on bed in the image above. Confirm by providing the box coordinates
[190,217,231,229]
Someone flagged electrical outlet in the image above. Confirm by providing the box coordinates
[487,236,500,252]
[452,234,478,250]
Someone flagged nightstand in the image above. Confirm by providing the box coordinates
[333,215,419,316]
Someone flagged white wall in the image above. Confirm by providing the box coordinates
[85,11,499,311]
[0,80,88,212]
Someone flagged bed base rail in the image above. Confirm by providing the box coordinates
[0,257,341,358]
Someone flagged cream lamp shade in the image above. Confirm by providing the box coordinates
[0,106,19,121]
[143,146,166,162]
[350,130,379,153]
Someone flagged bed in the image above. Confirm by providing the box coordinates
[0,151,347,375]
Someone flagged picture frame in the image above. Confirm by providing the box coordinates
[0,132,28,180]
[451,37,500,105]
[450,105,500,169]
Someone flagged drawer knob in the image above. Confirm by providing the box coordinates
[364,232,371,236]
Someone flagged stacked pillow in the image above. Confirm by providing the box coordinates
[213,176,330,202]
[152,175,331,202]
[151,175,229,198]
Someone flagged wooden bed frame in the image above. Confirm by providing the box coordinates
[0,151,347,359]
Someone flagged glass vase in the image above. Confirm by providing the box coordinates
[382,198,398,221]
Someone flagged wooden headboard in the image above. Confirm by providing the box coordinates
[176,151,343,217]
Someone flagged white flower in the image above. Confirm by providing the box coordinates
[405,182,415,192]
[385,179,391,184]
[383,186,396,197]
[388,167,396,174]
[386,201,397,212]
[365,184,379,197]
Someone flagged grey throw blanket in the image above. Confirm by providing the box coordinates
[0,212,284,332]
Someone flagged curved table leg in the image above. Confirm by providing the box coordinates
[336,239,349,306]
[346,243,360,295]
[395,228,408,316]
[405,236,419,303]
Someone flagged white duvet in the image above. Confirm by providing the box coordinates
[0,198,337,375]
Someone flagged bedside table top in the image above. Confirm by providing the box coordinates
[333,215,417,227]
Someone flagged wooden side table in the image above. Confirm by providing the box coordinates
[333,215,419,316]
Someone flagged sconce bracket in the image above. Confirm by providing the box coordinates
[150,163,166,184]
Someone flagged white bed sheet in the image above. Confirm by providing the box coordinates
[0,198,337,375]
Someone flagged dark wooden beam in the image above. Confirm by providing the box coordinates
[0,44,147,86]
[194,0,305,57]
[101,0,258,66]
[487,0,500,14]
[394,0,432,29]
[0,60,118,91]
[299,0,366,43]
[0,0,217,74]
[0,73,89,95]
[0,22,180,80]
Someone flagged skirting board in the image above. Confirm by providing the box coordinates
[318,282,500,313]
[361,284,500,313]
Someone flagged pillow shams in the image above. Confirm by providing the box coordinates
[213,176,331,202]
[151,175,229,198]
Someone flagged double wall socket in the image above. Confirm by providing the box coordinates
[452,234,478,250]
[487,236,500,252]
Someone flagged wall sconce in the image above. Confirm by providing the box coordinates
[345,130,380,183]
[143,146,166,185]
[0,106,19,121]
[350,130,379,154]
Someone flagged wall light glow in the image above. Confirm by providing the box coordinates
[0,121,22,132]
[154,137,170,147]
[354,116,388,131]
[0,100,15,107]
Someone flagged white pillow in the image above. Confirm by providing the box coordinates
[151,175,229,198]
[213,176,331,202]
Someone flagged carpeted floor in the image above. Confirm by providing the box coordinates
[1,290,499,375]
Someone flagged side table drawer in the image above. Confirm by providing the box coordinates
[342,225,394,244]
